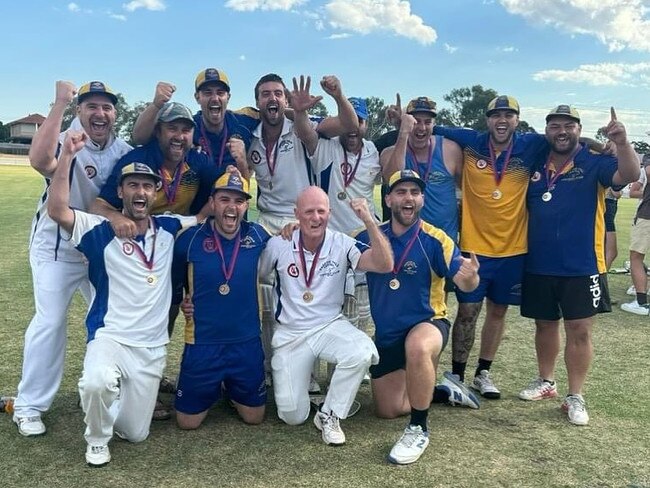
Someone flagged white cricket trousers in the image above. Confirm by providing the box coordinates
[78,337,166,447]
[14,255,93,417]
[271,317,378,425]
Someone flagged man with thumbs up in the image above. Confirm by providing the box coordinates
[519,106,639,426]
[355,170,480,465]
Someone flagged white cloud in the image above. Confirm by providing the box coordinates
[239,54,246,61]
[328,33,351,39]
[123,0,166,12]
[68,2,79,12]
[444,43,458,53]
[225,0,305,11]
[500,45,518,52]
[110,13,127,20]
[325,0,436,45]
[499,0,650,52]
[533,62,650,87]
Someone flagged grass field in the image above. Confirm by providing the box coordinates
[0,165,648,488]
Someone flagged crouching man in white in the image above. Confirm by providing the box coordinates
[259,187,393,445]
[48,131,196,467]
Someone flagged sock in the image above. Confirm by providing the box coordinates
[542,378,555,385]
[432,386,449,404]
[636,292,647,305]
[452,361,466,382]
[475,358,493,378]
[409,408,428,432]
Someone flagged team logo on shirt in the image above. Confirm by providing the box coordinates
[287,263,299,277]
[84,165,97,179]
[530,171,541,182]
[279,140,294,153]
[340,162,353,176]
[250,150,262,164]
[122,242,134,255]
[241,236,256,249]
[476,159,487,169]
[403,261,417,275]
[318,260,340,277]
[203,238,216,253]
[562,166,584,182]
[428,171,448,184]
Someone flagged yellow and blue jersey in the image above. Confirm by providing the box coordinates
[434,127,547,257]
[173,219,271,344]
[526,145,617,276]
[98,139,220,216]
[356,220,461,348]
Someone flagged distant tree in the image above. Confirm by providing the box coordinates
[594,127,608,143]
[364,96,391,141]
[632,141,650,154]
[516,120,537,134]
[54,93,146,144]
[308,101,328,118]
[0,122,10,142]
[436,85,498,130]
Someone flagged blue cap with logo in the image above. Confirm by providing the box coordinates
[212,172,251,199]
[348,97,368,120]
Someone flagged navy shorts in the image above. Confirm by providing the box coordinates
[455,254,524,306]
[604,199,618,232]
[370,319,450,379]
[521,273,611,321]
[175,337,267,414]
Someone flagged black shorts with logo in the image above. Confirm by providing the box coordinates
[521,273,611,321]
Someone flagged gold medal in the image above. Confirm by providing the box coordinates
[146,274,158,286]
[542,192,552,202]
[303,291,314,303]
[337,191,347,200]
[389,278,400,290]
[218,283,230,295]
[476,159,487,169]
[492,189,503,200]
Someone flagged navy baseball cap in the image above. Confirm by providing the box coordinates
[388,169,426,193]
[119,162,161,185]
[486,95,520,116]
[406,97,437,117]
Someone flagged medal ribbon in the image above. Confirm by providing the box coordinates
[392,220,421,277]
[488,140,514,188]
[265,136,280,179]
[340,141,363,189]
[213,225,241,283]
[159,162,186,204]
[298,232,324,290]
[544,145,581,192]
[131,217,157,270]
[200,122,229,169]
[407,138,433,182]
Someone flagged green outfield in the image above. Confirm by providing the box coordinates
[0,165,648,488]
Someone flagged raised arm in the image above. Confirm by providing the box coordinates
[29,81,76,177]
[290,75,322,155]
[131,82,176,145]
[381,113,415,181]
[352,198,393,273]
[48,131,87,233]
[314,76,358,138]
[605,107,641,185]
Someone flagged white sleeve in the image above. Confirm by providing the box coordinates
[70,210,107,246]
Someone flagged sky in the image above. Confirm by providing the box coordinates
[2,0,650,142]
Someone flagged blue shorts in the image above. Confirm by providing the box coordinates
[175,337,267,414]
[370,318,450,379]
[455,254,524,306]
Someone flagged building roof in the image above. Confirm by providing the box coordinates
[8,114,46,126]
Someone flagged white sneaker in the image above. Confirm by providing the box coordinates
[13,415,46,436]
[621,300,650,316]
[387,424,430,465]
[519,378,558,401]
[85,444,111,467]
[471,370,501,399]
[562,394,589,426]
[626,285,636,296]
[439,371,480,409]
[313,410,345,445]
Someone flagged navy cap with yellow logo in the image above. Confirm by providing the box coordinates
[388,169,426,193]
[119,162,161,185]
[485,95,520,116]
[212,172,251,199]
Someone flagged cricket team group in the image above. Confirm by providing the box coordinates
[8,68,639,467]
